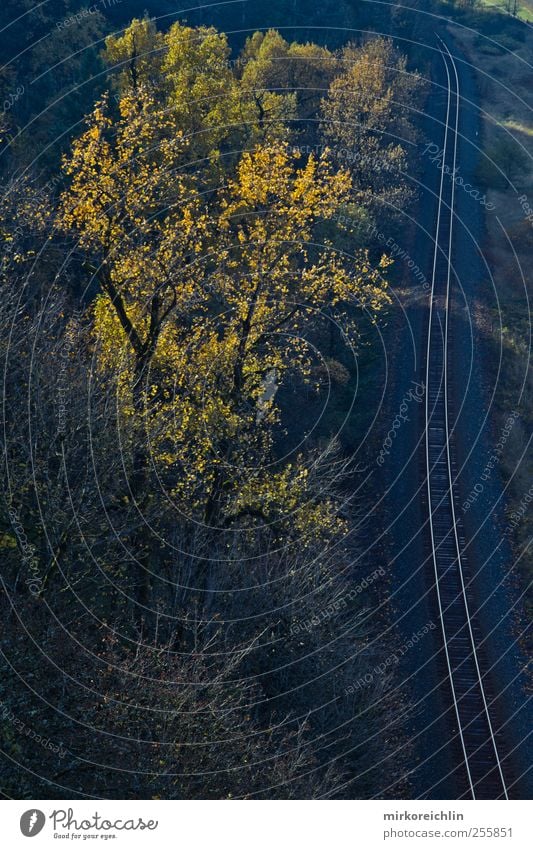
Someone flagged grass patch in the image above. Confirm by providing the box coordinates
[480,0,533,22]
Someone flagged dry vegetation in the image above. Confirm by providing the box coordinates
[450,16,533,614]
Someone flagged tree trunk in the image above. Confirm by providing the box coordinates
[130,356,153,628]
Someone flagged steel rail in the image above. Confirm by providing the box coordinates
[424,36,509,799]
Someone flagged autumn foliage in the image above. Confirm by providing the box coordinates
[0,17,422,799]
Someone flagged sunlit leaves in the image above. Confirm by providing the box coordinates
[59,28,391,534]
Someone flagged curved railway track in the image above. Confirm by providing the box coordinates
[424,36,509,800]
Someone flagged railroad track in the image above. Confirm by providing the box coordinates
[424,36,509,800]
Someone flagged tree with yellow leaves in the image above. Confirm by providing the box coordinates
[102,17,166,92]
[57,30,391,612]
[57,84,210,606]
[142,141,390,529]
[103,19,294,171]
[238,30,335,132]
[0,15,422,801]
[321,37,425,216]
